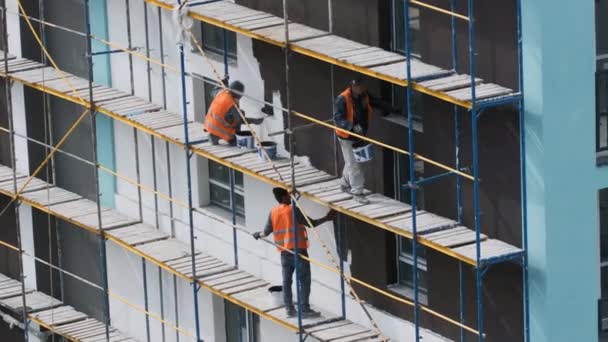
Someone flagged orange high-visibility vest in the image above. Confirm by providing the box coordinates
[271,204,308,252]
[335,88,372,139]
[205,90,239,141]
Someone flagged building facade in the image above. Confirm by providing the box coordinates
[0,0,606,342]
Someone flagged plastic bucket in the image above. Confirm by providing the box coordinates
[268,285,283,307]
[236,131,254,149]
[258,141,277,161]
[352,143,374,163]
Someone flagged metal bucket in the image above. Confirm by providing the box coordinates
[268,285,283,307]
[352,143,374,163]
[236,130,254,149]
[258,141,277,160]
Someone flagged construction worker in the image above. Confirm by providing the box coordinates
[252,188,336,318]
[205,80,265,145]
[334,77,398,204]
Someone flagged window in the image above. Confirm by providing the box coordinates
[225,300,259,342]
[193,22,237,60]
[390,1,423,126]
[599,188,608,338]
[596,0,608,164]
[393,0,421,57]
[390,153,428,302]
[208,160,245,217]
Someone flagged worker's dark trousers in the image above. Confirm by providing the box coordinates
[281,249,311,309]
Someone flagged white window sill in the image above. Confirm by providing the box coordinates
[388,283,428,305]
[382,114,424,133]
[190,48,238,67]
[196,204,246,226]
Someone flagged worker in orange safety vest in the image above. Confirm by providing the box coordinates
[205,81,267,145]
[253,188,336,318]
[334,77,400,204]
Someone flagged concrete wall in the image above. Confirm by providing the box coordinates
[102,1,452,341]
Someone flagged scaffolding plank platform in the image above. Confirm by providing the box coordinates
[0,291,62,313]
[0,176,52,193]
[157,122,209,143]
[20,187,82,207]
[135,239,198,263]
[0,164,423,340]
[0,270,135,341]
[452,239,524,263]
[74,210,138,230]
[108,223,170,246]
[31,306,88,326]
[48,199,108,220]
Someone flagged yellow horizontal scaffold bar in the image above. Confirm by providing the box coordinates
[2,9,475,183]
[0,73,478,266]
[143,0,474,109]
[0,166,480,336]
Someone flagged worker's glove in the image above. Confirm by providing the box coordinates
[325,209,337,221]
[353,124,364,134]
[261,105,274,116]
[252,232,262,240]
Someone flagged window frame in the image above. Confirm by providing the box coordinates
[208,160,245,217]
[389,152,429,303]
[200,22,237,60]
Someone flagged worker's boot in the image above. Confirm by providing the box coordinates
[300,306,321,318]
[286,306,297,318]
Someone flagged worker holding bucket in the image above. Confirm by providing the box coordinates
[205,80,269,146]
[333,77,399,204]
[252,188,336,318]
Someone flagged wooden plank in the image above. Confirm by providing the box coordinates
[0,177,51,193]
[312,323,368,341]
[233,287,283,312]
[195,264,236,278]
[135,239,197,263]
[204,272,253,287]
[331,331,379,342]
[199,269,243,281]
[223,280,268,295]
[0,291,62,313]
[305,320,352,334]
[20,188,81,206]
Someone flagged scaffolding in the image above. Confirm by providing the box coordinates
[0,0,528,341]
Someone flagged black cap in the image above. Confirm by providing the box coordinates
[272,187,288,202]
[229,81,245,94]
[351,76,365,86]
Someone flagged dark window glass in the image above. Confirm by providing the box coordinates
[209,160,244,216]
[597,0,608,156]
[224,300,259,342]
[393,0,421,57]
[202,22,237,59]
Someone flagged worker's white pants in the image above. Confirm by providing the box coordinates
[339,138,365,194]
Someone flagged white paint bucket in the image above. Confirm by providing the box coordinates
[352,143,374,163]
[268,285,283,307]
[258,141,277,160]
[236,131,254,149]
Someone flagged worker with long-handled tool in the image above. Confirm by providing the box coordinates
[334,77,399,204]
[253,188,336,318]
[205,80,268,145]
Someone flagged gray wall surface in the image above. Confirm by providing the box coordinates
[238,0,522,341]
[19,0,107,324]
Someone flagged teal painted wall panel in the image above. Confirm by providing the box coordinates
[523,0,601,341]
[89,0,115,208]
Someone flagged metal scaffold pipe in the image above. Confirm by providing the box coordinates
[84,1,112,341]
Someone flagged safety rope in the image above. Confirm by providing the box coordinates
[180,14,389,339]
